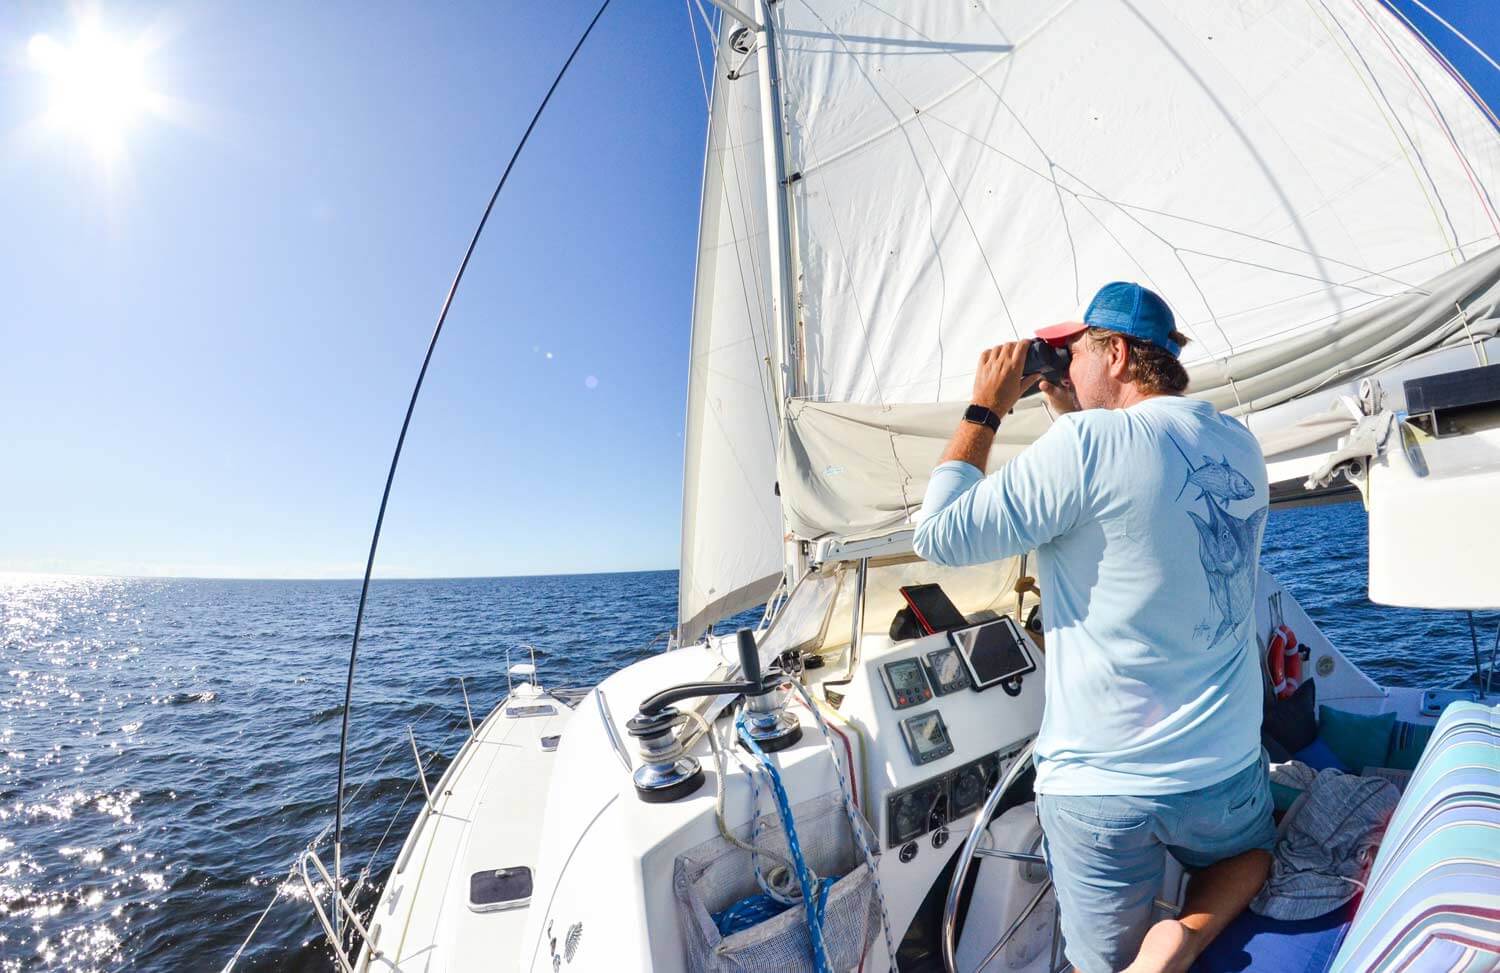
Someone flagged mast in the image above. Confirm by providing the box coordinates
[753,0,799,408]
[753,0,810,588]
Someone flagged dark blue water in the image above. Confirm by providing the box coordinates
[0,503,1491,971]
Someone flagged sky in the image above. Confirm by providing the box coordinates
[1,1,1498,580]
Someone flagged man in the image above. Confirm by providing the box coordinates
[912,282,1274,973]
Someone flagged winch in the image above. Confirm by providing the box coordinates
[627,629,801,803]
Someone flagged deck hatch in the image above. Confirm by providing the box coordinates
[505,704,557,719]
[468,866,532,913]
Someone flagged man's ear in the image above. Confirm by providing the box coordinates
[1108,334,1132,380]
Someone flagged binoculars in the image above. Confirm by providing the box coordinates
[1021,338,1071,396]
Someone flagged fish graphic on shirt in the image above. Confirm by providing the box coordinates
[1170,434,1267,648]
[1171,449,1256,503]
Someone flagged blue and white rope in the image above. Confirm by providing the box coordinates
[792,681,899,972]
[741,738,803,905]
[738,714,834,973]
[685,709,801,906]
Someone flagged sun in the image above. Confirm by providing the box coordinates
[27,14,164,164]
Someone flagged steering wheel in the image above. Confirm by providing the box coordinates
[940,738,1052,973]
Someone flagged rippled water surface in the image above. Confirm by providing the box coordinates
[0,503,1492,971]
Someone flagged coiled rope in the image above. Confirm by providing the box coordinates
[684,709,802,904]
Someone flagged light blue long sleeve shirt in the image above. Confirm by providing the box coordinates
[913,396,1269,796]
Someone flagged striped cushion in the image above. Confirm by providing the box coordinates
[1328,702,1500,973]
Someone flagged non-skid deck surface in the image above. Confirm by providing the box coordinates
[366,690,569,972]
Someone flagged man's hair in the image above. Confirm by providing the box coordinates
[1084,327,1192,394]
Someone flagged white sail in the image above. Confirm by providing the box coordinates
[762,0,1500,537]
[679,21,786,643]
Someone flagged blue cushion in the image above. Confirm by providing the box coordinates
[1383,719,1435,771]
[1191,901,1356,973]
[1317,706,1396,773]
[1292,737,1346,773]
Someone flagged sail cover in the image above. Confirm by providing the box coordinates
[763,0,1500,537]
[679,23,786,643]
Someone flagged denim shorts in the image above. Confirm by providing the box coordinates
[1035,753,1277,973]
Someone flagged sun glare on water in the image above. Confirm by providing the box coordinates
[27,14,166,165]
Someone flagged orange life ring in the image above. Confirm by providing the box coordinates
[1267,625,1302,700]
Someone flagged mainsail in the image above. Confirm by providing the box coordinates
[682,0,1500,625]
[761,0,1500,538]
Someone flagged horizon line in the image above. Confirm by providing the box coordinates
[0,566,680,584]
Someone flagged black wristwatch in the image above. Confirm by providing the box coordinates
[963,403,1001,432]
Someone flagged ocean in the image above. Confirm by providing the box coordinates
[0,501,1492,971]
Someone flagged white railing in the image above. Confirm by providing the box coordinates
[300,843,376,973]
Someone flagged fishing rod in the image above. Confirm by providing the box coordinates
[329,0,613,940]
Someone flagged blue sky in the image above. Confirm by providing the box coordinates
[1,2,1497,580]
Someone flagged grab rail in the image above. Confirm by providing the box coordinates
[300,844,375,973]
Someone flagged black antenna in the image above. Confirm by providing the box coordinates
[330,0,613,936]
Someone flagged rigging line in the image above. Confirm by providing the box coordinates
[1169,235,1493,334]
[902,108,1229,354]
[686,0,712,108]
[861,0,1079,304]
[1299,0,1460,266]
[1194,262,1500,359]
[1380,0,1500,134]
[1045,155,1239,359]
[1455,301,1489,367]
[794,0,954,396]
[692,0,722,51]
[330,0,613,910]
[1352,0,1500,236]
[339,698,441,811]
[1401,0,1500,77]
[791,0,1083,181]
[220,859,301,972]
[1072,196,1169,284]
[920,105,1431,295]
[1174,246,1404,302]
[907,106,1024,340]
[1346,2,1488,244]
[1080,196,1426,292]
[1288,317,1474,401]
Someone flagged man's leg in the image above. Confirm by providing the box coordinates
[1126,755,1278,972]
[1037,794,1166,973]
[1123,848,1271,973]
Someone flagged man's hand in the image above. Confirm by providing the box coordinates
[972,341,1041,415]
[1038,378,1081,415]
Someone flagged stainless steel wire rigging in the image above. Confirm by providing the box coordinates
[329,0,613,939]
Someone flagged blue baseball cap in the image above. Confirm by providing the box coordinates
[1036,282,1181,356]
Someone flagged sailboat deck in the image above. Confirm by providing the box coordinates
[361,685,571,972]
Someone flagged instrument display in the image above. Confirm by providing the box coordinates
[951,617,1036,691]
[879,657,934,709]
[886,778,946,846]
[899,710,955,765]
[923,646,972,695]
